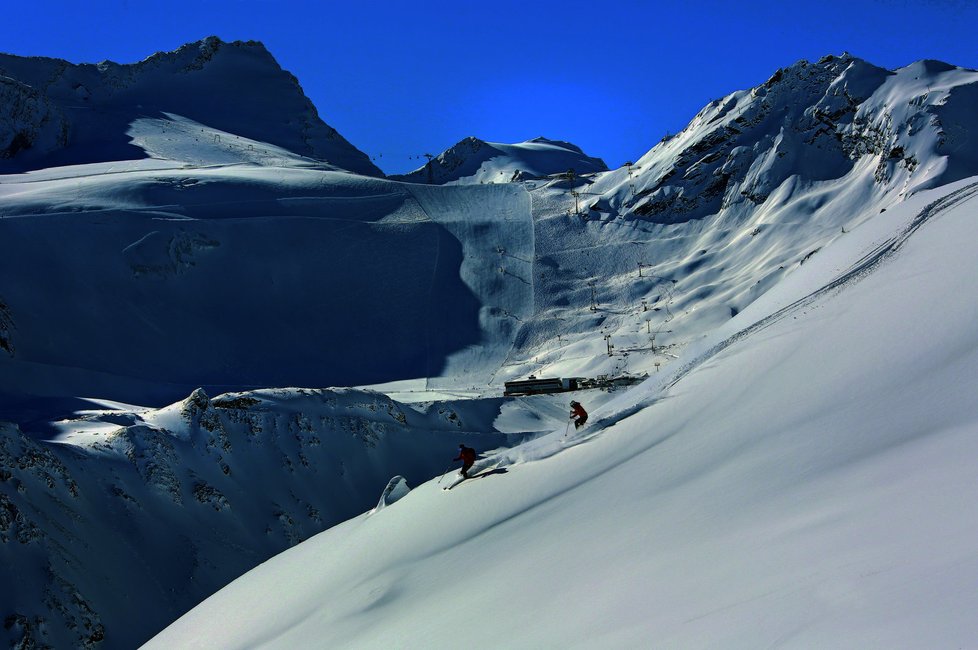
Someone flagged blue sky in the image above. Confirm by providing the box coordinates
[6,0,977,174]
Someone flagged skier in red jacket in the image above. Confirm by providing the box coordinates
[570,400,588,429]
[454,444,477,478]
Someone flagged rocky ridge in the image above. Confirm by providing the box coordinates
[0,388,512,649]
[0,37,381,176]
[596,54,978,223]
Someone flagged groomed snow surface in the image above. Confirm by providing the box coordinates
[147,179,978,649]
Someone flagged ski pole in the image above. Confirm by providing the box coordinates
[436,464,454,484]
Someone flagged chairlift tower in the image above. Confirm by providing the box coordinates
[570,189,601,218]
[625,161,638,196]
[570,191,583,216]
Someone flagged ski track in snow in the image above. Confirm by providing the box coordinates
[661,180,978,394]
[504,176,978,465]
[476,182,978,470]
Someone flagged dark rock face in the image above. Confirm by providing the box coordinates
[622,54,977,224]
[0,37,382,176]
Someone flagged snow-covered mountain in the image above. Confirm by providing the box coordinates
[484,53,978,393]
[587,55,978,224]
[0,36,381,176]
[389,136,608,185]
[2,44,978,649]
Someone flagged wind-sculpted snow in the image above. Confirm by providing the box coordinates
[375,476,411,510]
[0,387,516,649]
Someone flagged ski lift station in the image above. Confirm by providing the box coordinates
[503,373,648,396]
[503,375,582,396]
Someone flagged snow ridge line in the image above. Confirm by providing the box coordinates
[660,180,978,394]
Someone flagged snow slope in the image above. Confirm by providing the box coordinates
[147,176,978,649]
[4,52,976,405]
[0,167,532,403]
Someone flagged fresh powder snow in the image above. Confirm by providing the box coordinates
[144,179,978,649]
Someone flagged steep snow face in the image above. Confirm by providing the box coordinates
[146,178,978,650]
[0,386,517,649]
[0,167,532,403]
[389,136,608,185]
[0,37,382,176]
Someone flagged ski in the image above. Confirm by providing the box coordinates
[442,464,505,491]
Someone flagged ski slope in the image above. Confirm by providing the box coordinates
[147,178,978,648]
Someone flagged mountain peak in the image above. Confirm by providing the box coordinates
[898,58,959,76]
[526,136,586,154]
[0,39,383,176]
[130,36,273,71]
[615,50,978,224]
[389,136,607,185]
